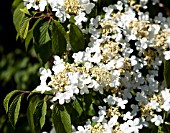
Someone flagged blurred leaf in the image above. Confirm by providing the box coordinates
[69,23,85,52]
[8,94,23,128]
[52,104,72,133]
[3,90,21,113]
[51,20,66,55]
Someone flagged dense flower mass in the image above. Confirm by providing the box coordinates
[24,0,170,132]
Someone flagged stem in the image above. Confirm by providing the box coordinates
[20,90,31,94]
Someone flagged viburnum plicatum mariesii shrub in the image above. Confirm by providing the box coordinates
[4,0,170,133]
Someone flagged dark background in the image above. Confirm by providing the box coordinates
[0,0,40,132]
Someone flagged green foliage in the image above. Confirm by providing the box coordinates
[25,18,42,51]
[20,17,31,39]
[11,0,22,12]
[69,23,85,52]
[20,7,31,16]
[3,91,23,128]
[72,99,83,117]
[3,0,170,132]
[13,2,25,40]
[164,60,170,88]
[27,95,46,133]
[52,104,72,133]
[3,90,21,113]
[0,49,40,90]
[8,94,23,128]
[51,20,67,55]
[40,99,47,129]
[33,20,52,64]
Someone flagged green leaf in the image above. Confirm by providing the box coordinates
[40,100,47,128]
[158,126,164,133]
[36,41,52,64]
[33,21,52,64]
[20,17,31,39]
[72,99,83,117]
[8,94,23,128]
[13,2,25,38]
[33,21,50,46]
[11,0,22,13]
[69,23,85,52]
[84,94,95,116]
[20,7,31,16]
[3,90,21,113]
[51,20,67,55]
[164,60,170,88]
[52,104,72,133]
[25,18,42,51]
[27,95,42,133]
[25,30,33,51]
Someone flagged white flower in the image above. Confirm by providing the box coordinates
[79,0,95,14]
[73,52,84,63]
[154,12,166,23]
[120,122,131,133]
[148,100,161,112]
[127,118,143,133]
[103,5,114,19]
[115,58,124,69]
[123,112,133,121]
[131,104,139,116]
[103,95,117,105]
[151,115,163,126]
[39,68,51,83]
[161,88,170,102]
[103,115,118,133]
[75,12,88,24]
[52,56,65,75]
[39,0,47,11]
[163,51,170,60]
[92,106,107,123]
[161,101,170,111]
[109,70,120,88]
[123,89,132,99]
[55,9,70,23]
[135,91,148,103]
[52,92,69,104]
[117,98,128,109]
[114,1,123,11]
[90,16,100,28]
[36,84,51,93]
[130,56,138,66]
[108,115,118,127]
[68,72,79,85]
[76,126,90,133]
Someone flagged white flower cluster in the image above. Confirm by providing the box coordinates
[24,0,170,132]
[23,0,96,23]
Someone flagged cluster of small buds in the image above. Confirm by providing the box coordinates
[24,0,170,132]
